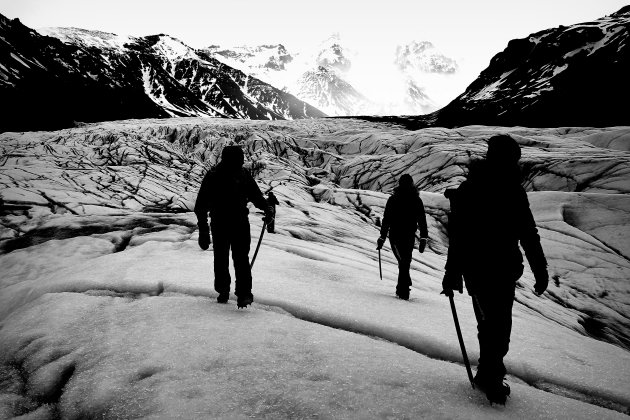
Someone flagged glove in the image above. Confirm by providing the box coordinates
[441,270,463,295]
[418,237,428,253]
[534,266,549,295]
[376,237,385,250]
[263,210,274,225]
[198,225,210,251]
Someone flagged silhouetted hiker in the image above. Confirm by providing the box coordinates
[266,191,280,233]
[441,134,548,404]
[377,174,429,300]
[194,145,273,308]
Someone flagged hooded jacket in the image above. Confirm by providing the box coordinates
[444,160,547,291]
[380,182,428,240]
[194,161,269,228]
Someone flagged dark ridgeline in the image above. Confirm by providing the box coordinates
[0,15,326,133]
[352,6,630,129]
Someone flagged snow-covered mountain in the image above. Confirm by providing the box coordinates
[395,41,459,75]
[1,117,629,417]
[204,36,372,116]
[0,15,326,133]
[295,66,372,116]
[206,44,294,71]
[411,6,630,128]
[205,35,451,116]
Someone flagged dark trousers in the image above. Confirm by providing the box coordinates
[211,219,252,298]
[471,285,515,382]
[390,234,415,297]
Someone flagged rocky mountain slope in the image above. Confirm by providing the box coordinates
[380,6,630,128]
[0,15,325,133]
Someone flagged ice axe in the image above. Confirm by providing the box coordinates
[444,291,475,389]
[250,221,267,269]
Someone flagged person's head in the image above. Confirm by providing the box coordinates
[486,134,521,165]
[399,174,414,188]
[220,145,245,169]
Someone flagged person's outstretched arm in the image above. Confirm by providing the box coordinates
[194,171,213,250]
[245,171,273,219]
[377,198,393,249]
[517,189,548,294]
[417,195,429,252]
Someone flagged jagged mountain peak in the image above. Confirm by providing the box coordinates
[312,34,353,72]
[395,41,458,74]
[37,27,138,50]
[297,66,370,115]
[204,43,294,72]
[144,33,198,64]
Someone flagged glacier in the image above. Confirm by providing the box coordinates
[1,117,629,418]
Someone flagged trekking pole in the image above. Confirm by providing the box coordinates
[250,221,267,269]
[378,249,383,280]
[448,294,475,389]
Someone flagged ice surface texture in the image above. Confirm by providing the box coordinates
[1,118,629,418]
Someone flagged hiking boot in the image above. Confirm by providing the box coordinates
[475,372,510,405]
[485,381,510,405]
[473,371,490,389]
[396,287,410,300]
[217,292,229,304]
[237,294,254,308]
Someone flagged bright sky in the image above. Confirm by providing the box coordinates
[1,0,628,104]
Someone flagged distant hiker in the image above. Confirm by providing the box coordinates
[266,191,280,234]
[377,174,429,300]
[441,134,549,404]
[194,145,274,308]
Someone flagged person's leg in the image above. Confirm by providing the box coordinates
[493,286,515,377]
[232,220,253,301]
[391,235,414,299]
[472,293,491,383]
[211,222,231,299]
[472,284,515,401]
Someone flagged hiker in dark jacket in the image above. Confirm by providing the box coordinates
[442,134,548,404]
[194,145,273,308]
[266,191,280,234]
[377,174,429,300]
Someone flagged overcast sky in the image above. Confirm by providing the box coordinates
[1,0,627,104]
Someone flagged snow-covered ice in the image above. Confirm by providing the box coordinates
[1,117,629,418]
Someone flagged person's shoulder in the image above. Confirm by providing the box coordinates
[444,188,458,200]
[236,168,253,181]
[514,184,529,201]
[201,165,218,181]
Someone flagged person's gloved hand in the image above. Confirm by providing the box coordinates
[263,209,274,225]
[376,237,385,250]
[198,225,210,250]
[534,266,549,296]
[441,270,463,296]
[418,237,428,253]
